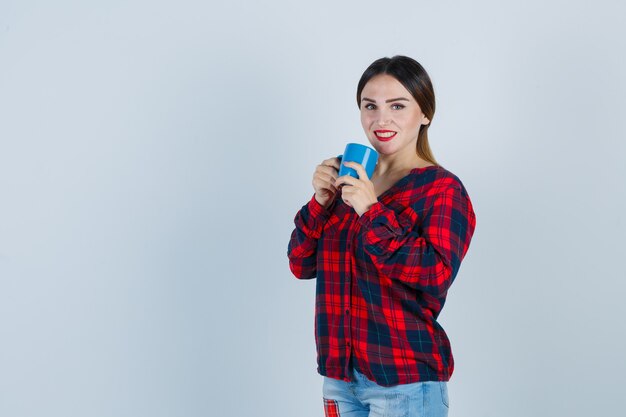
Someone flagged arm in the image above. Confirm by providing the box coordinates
[357,184,476,297]
[287,194,335,279]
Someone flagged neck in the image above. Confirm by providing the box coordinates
[374,153,432,177]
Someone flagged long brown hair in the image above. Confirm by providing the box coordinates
[356,56,438,166]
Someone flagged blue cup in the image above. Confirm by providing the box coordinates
[337,143,379,180]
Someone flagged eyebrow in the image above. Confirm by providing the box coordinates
[361,97,410,103]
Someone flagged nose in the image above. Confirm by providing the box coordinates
[377,115,391,126]
[376,108,392,126]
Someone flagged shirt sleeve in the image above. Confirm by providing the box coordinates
[357,183,476,297]
[287,193,334,279]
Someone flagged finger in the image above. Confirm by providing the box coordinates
[313,181,338,196]
[317,165,339,179]
[314,172,339,192]
[321,157,341,171]
[314,165,339,181]
[316,170,339,187]
[334,174,358,188]
[342,161,369,180]
[316,184,338,195]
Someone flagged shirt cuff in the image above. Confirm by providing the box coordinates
[357,201,416,246]
[357,201,386,229]
[307,193,333,219]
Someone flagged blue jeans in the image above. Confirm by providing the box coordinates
[322,367,449,417]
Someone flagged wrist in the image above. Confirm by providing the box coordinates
[314,194,333,210]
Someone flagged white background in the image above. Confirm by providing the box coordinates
[1,1,625,416]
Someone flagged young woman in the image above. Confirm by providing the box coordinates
[287,55,476,417]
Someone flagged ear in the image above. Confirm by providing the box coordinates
[422,117,430,126]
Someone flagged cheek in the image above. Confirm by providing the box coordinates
[360,114,368,129]
[393,115,416,131]
[360,113,373,128]
[405,112,424,128]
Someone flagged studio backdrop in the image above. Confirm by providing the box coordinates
[1,1,625,416]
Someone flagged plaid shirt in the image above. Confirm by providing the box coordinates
[287,165,476,386]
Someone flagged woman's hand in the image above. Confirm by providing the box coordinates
[334,161,378,217]
[312,157,341,209]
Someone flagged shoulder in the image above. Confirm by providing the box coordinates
[404,166,476,227]
[406,165,470,197]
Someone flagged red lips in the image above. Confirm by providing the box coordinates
[374,130,397,142]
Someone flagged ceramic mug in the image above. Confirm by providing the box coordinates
[337,143,379,179]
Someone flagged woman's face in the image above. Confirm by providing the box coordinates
[359,74,430,157]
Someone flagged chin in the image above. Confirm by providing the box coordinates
[375,142,398,153]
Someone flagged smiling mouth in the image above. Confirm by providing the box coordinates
[374,130,397,141]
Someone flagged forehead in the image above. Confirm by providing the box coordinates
[361,74,413,99]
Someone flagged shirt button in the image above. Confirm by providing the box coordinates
[345,309,350,315]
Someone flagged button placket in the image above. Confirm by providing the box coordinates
[344,216,359,376]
